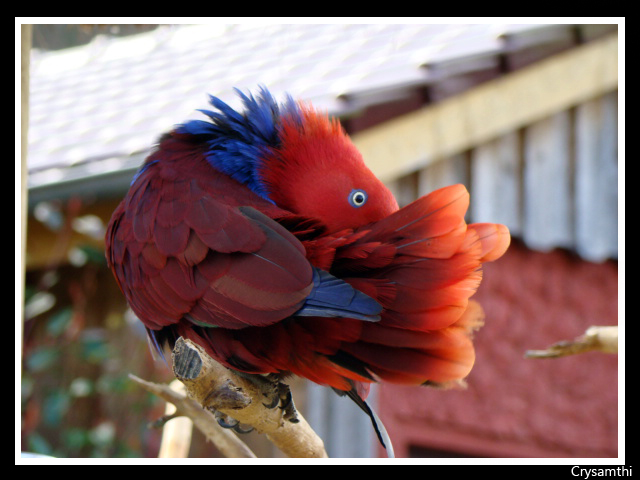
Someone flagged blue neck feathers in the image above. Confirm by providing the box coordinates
[176,86,302,203]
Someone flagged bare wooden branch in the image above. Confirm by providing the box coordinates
[129,374,257,458]
[525,325,618,358]
[157,380,193,458]
[171,337,328,458]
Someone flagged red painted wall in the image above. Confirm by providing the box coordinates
[378,240,618,458]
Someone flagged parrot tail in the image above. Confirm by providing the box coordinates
[333,387,395,458]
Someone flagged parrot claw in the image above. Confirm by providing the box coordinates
[232,423,255,434]
[262,392,280,409]
[258,378,299,423]
[214,410,254,434]
[277,383,299,424]
[231,371,300,423]
[214,410,238,428]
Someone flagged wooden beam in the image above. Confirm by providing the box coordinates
[352,33,618,182]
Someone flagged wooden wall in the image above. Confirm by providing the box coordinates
[387,91,618,263]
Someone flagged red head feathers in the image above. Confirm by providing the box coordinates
[260,103,399,232]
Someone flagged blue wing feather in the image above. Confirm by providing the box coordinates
[295,268,382,322]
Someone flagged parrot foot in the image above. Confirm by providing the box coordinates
[254,375,299,424]
[214,410,254,434]
[231,371,300,424]
[276,382,299,424]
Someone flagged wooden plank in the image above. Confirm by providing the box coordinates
[574,92,618,261]
[470,132,522,236]
[354,33,618,183]
[522,111,573,251]
[417,153,469,197]
[387,173,418,208]
[306,382,376,458]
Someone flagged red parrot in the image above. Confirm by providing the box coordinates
[106,87,510,455]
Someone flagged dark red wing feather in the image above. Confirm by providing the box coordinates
[106,149,314,332]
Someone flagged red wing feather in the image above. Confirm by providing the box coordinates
[106,158,314,332]
[301,184,509,387]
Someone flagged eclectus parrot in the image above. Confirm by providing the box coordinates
[106,87,510,456]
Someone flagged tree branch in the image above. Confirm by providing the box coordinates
[525,325,618,358]
[157,380,193,458]
[171,337,328,458]
[129,374,257,458]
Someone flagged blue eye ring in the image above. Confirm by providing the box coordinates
[348,189,368,208]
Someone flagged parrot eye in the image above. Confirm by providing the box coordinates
[349,189,368,208]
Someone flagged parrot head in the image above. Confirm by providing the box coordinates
[260,102,399,232]
[177,87,398,233]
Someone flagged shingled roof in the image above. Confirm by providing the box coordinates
[29,23,612,200]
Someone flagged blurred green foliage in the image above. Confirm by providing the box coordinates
[21,245,171,458]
